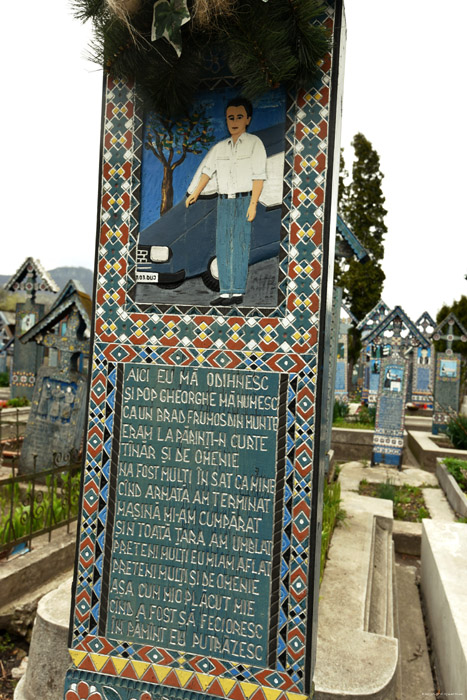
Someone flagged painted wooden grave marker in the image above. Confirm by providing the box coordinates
[432,313,467,435]
[4,258,59,400]
[63,4,346,699]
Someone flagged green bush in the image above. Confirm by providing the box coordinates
[6,397,30,408]
[445,415,467,450]
[443,457,467,493]
[0,372,9,387]
[357,405,376,427]
[333,400,349,422]
[376,480,396,501]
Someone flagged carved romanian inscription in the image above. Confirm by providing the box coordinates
[104,364,282,665]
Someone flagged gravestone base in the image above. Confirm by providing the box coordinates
[19,365,87,473]
[14,579,72,700]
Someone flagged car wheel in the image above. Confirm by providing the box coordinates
[201,257,220,292]
[156,280,184,290]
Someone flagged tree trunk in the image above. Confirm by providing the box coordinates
[160,166,174,216]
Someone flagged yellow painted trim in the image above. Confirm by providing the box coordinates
[90,654,108,672]
[69,650,87,667]
[176,669,194,686]
[218,678,237,695]
[240,682,258,698]
[286,693,308,700]
[112,657,130,675]
[197,673,215,691]
[153,664,171,683]
[263,688,283,700]
[132,660,150,679]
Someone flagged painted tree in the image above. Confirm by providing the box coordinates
[145,110,215,216]
[336,133,387,322]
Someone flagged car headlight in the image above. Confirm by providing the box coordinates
[150,246,170,263]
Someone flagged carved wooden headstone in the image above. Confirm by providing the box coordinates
[372,349,408,469]
[19,283,91,473]
[4,258,59,400]
[63,5,346,700]
[432,313,467,434]
[410,312,435,408]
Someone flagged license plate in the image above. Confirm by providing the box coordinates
[136,271,159,283]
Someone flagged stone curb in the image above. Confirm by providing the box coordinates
[0,530,76,609]
[314,492,398,700]
[436,459,467,518]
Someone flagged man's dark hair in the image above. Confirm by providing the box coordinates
[226,97,253,120]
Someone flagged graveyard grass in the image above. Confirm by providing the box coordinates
[358,479,430,522]
[0,470,81,550]
[320,477,346,583]
[443,457,467,495]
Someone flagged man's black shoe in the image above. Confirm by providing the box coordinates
[210,296,229,306]
[224,295,243,306]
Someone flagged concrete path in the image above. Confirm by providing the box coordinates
[339,461,438,493]
[338,459,457,699]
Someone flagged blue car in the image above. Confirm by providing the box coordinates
[136,124,285,291]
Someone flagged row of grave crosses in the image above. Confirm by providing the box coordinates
[335,299,466,439]
[1,258,92,474]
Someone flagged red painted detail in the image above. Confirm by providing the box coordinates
[207,679,225,697]
[193,337,214,349]
[310,293,320,312]
[101,658,118,676]
[295,122,305,141]
[125,101,134,119]
[159,334,179,347]
[318,121,328,140]
[99,223,111,244]
[321,52,332,73]
[209,658,228,676]
[137,646,156,663]
[310,260,321,280]
[121,662,138,680]
[123,131,133,150]
[96,288,107,308]
[186,675,204,693]
[163,670,181,688]
[259,341,279,353]
[290,221,301,246]
[294,155,303,175]
[296,89,307,109]
[292,189,303,208]
[227,683,246,700]
[226,340,246,351]
[319,86,330,106]
[316,152,326,173]
[259,318,279,328]
[121,192,131,210]
[141,666,160,685]
[314,187,324,207]
[129,334,149,346]
[77,655,96,672]
[287,628,306,660]
[250,688,267,700]
[312,220,323,246]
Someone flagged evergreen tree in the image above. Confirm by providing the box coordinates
[336,133,387,323]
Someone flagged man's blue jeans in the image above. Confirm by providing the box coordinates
[216,197,251,295]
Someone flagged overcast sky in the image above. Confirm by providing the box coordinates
[2,0,466,322]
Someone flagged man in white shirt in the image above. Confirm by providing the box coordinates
[186,98,267,306]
